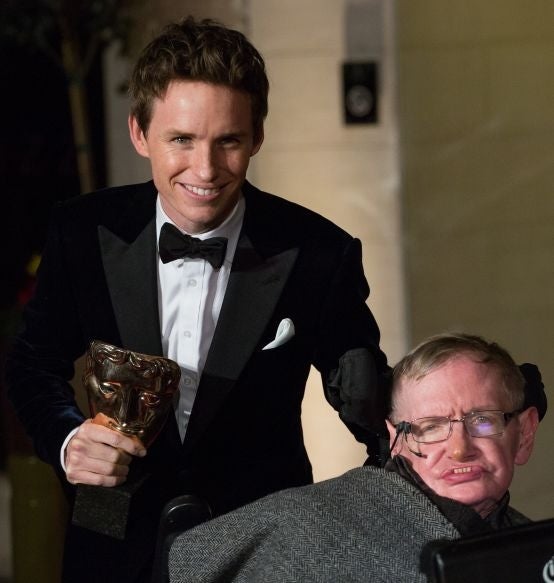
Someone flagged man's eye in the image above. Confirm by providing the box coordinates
[418,425,438,436]
[219,137,240,147]
[470,414,495,427]
[99,383,117,397]
[141,392,161,408]
[421,424,438,432]
[417,419,444,434]
[173,136,192,144]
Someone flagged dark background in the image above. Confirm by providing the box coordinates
[0,35,107,466]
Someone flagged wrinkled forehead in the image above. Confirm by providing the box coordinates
[391,356,508,419]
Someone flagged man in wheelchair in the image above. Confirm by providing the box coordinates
[168,332,547,582]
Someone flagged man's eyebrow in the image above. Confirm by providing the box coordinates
[219,131,248,138]
[163,130,248,139]
[166,129,194,136]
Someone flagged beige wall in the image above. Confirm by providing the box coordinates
[396,0,554,519]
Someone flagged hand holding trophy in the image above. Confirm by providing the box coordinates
[72,340,180,539]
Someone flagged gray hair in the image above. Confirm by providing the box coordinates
[389,332,525,420]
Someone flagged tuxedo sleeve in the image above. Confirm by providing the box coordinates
[312,237,390,456]
[5,203,87,472]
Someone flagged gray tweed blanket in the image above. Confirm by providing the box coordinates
[169,465,529,581]
[169,466,469,582]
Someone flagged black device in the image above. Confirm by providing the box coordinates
[421,518,554,583]
[342,61,378,124]
[151,494,212,583]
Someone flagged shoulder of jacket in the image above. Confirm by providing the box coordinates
[243,181,355,244]
[56,181,156,212]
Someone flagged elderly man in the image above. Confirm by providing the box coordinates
[168,332,547,582]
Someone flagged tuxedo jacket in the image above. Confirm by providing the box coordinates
[6,180,388,582]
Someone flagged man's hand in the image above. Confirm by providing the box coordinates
[65,419,147,487]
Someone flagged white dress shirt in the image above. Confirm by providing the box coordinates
[156,195,244,441]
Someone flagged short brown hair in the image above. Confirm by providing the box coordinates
[129,16,269,140]
[389,332,525,420]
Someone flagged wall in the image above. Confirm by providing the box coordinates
[396,0,554,519]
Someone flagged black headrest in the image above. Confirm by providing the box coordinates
[519,363,547,421]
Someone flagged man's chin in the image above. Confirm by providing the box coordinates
[439,484,491,513]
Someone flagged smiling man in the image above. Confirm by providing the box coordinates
[168,332,547,583]
[6,16,388,583]
[129,80,263,235]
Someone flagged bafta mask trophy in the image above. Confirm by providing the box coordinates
[72,340,180,539]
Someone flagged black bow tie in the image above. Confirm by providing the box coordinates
[159,222,228,269]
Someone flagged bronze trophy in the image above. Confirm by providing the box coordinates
[72,340,180,539]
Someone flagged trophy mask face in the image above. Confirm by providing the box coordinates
[83,341,180,448]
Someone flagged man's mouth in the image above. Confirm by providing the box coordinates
[184,184,220,196]
[442,465,483,482]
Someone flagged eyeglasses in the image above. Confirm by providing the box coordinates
[395,410,521,445]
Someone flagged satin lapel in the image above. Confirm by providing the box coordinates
[184,231,299,449]
[98,218,162,356]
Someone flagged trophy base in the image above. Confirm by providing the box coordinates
[72,471,149,540]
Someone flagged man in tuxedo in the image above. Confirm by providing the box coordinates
[6,16,388,583]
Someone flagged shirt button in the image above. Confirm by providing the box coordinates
[187,279,197,287]
[184,377,192,386]
[184,331,191,338]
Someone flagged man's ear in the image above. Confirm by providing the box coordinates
[386,419,400,455]
[514,406,539,465]
[251,126,264,157]
[128,115,150,158]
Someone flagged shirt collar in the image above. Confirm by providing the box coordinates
[155,194,245,242]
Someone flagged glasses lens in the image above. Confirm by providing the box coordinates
[465,411,505,437]
[411,417,450,443]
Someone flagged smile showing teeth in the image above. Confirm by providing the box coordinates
[185,184,220,196]
[452,467,472,474]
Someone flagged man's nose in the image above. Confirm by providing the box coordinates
[447,421,477,461]
[192,145,218,182]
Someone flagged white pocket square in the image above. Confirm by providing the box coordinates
[262,318,295,350]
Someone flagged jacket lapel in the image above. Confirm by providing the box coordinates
[184,204,299,449]
[97,185,162,357]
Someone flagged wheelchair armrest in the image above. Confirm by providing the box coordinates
[151,494,212,583]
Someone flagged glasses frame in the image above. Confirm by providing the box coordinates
[397,409,522,445]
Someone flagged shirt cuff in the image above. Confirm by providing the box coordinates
[60,427,80,473]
